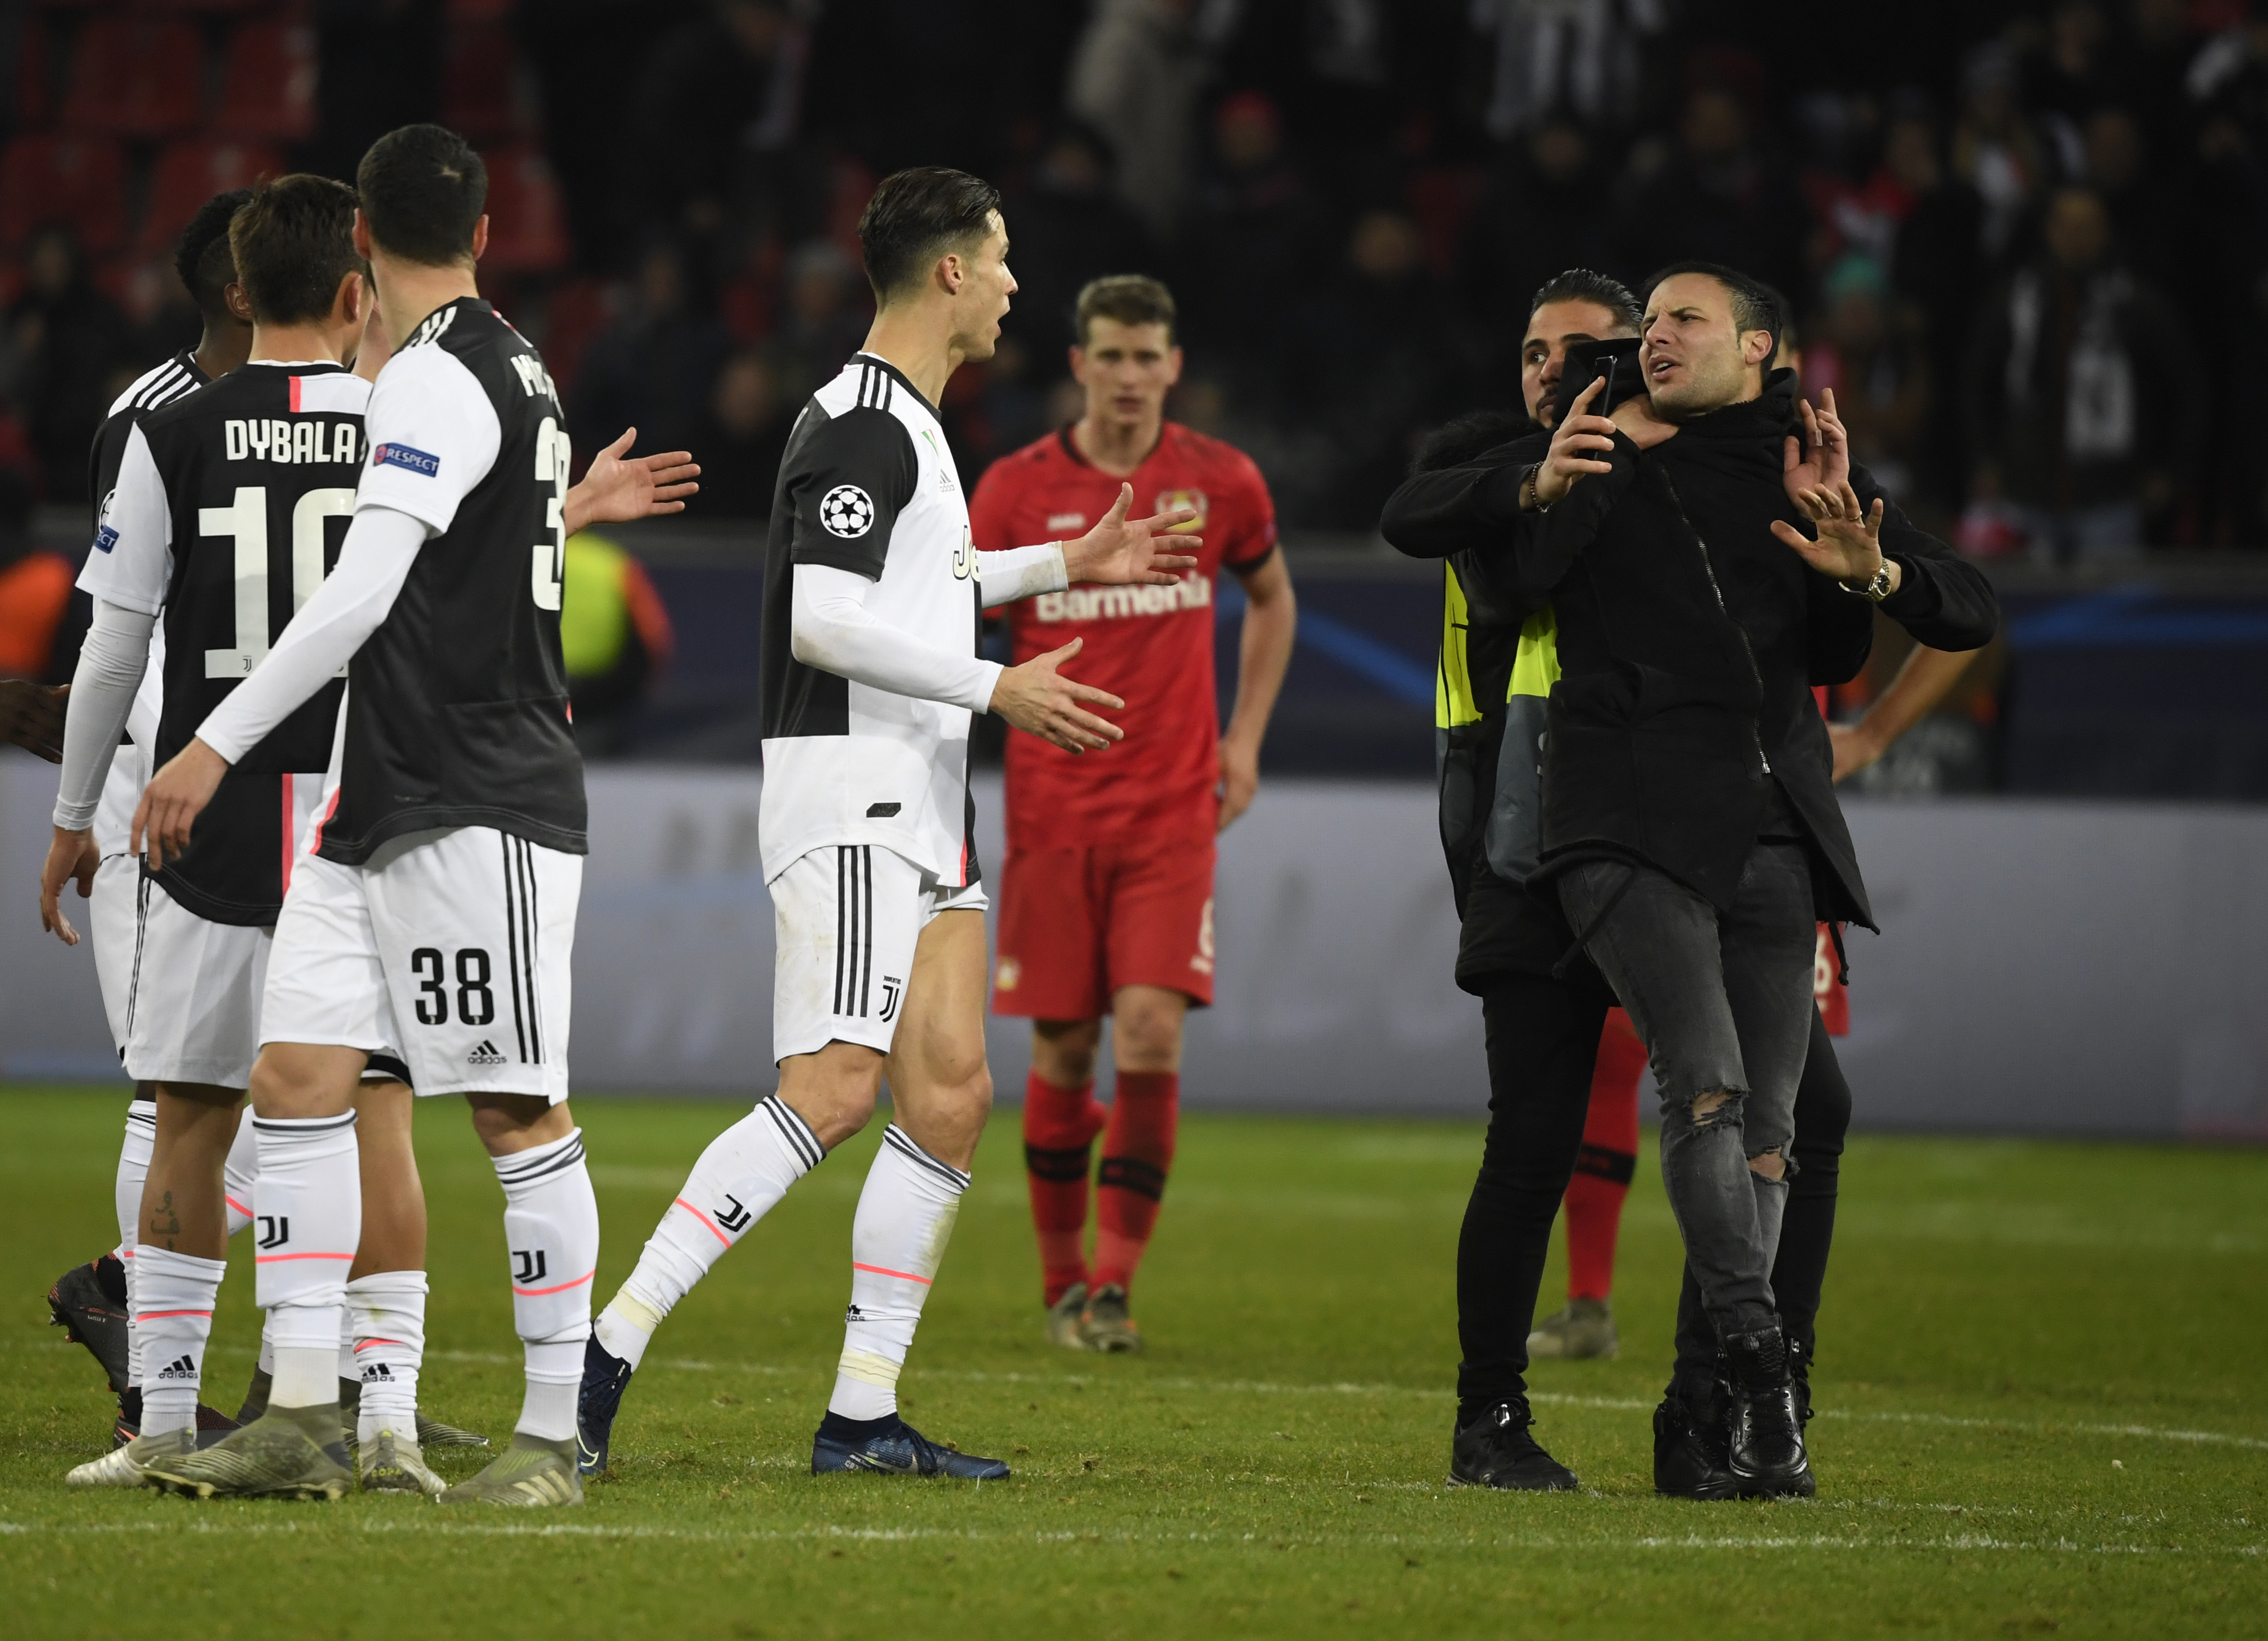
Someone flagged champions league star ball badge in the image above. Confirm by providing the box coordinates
[820,484,875,537]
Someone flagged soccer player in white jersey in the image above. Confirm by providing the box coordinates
[576,167,1198,1480]
[130,125,696,1506]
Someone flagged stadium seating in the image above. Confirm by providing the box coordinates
[58,15,205,139]
[444,23,525,143]
[139,139,287,256]
[0,135,128,253]
[213,20,317,142]
[478,145,572,275]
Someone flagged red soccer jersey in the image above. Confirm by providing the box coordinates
[969,422,1278,849]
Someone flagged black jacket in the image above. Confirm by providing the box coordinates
[1384,370,2000,942]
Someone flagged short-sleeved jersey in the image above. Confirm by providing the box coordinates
[79,361,366,923]
[969,422,1277,847]
[313,297,585,866]
[759,354,981,885]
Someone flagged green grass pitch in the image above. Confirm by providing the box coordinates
[2,1085,2263,1639]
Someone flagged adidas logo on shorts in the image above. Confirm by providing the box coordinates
[468,1039,508,1066]
[155,1354,197,1381]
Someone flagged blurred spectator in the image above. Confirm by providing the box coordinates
[1882,108,1985,512]
[1801,255,1931,508]
[696,351,793,518]
[1180,93,1330,362]
[627,0,808,246]
[1468,0,1667,140]
[765,241,870,406]
[2,228,136,504]
[1280,210,1467,526]
[2031,1,2118,131]
[561,530,675,756]
[567,240,732,471]
[1067,0,1208,238]
[1617,81,1807,296]
[1965,186,2202,562]
[1460,118,1621,377]
[312,0,444,183]
[0,466,74,683]
[1952,43,2049,263]
[998,127,1156,357]
[2085,107,2174,284]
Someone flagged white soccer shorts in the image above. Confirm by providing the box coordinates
[90,851,142,1056]
[119,876,273,1089]
[771,844,986,1063]
[262,826,582,1102]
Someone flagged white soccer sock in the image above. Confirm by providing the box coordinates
[251,1111,360,1409]
[222,1104,256,1240]
[117,1098,154,1393]
[826,1125,969,1423]
[134,1246,226,1437]
[495,1128,600,1442]
[595,1096,825,1371]
[257,1315,274,1378]
[337,1305,357,1387]
[348,1270,427,1444]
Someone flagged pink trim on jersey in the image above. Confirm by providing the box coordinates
[673,1196,731,1246]
[279,773,294,896]
[307,785,341,855]
[851,1260,933,1287]
[137,1308,213,1320]
[513,1270,594,1298]
[288,374,302,413]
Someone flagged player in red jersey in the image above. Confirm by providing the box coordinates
[970,275,1296,1352]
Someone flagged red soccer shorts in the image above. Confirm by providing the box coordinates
[992,831,1217,1020]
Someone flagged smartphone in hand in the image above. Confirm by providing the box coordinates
[1558,338,1646,424]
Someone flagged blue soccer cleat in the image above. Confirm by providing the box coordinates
[810,1413,1011,1479]
[575,1335,635,1478]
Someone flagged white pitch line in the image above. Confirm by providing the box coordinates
[420,1350,2268,1453]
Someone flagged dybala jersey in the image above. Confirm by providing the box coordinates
[317,297,585,866]
[79,361,367,923]
[759,353,981,886]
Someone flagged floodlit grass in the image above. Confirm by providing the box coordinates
[3,1085,2263,1638]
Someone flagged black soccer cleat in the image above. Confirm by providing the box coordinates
[1723,1328,1815,1499]
[49,1256,132,1394]
[575,1335,635,1477]
[810,1413,1011,1480]
[1653,1390,1739,1501]
[1447,1398,1579,1491]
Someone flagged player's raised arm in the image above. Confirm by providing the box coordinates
[974,482,1200,608]
[564,426,702,533]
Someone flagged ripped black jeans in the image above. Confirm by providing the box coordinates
[1558,844,1817,1343]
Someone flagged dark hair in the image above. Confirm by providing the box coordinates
[229,175,362,327]
[857,167,1002,304]
[1529,268,1641,335]
[1075,274,1176,345]
[176,189,254,323]
[1766,283,1800,363]
[1411,409,1529,475]
[356,124,487,268]
[1642,260,1781,358]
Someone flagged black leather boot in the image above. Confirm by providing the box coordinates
[1723,1327,1814,1498]
[1652,1368,1737,1501]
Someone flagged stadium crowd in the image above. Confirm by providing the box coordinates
[0,0,2261,552]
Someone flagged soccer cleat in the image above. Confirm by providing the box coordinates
[417,1413,489,1449]
[67,1426,194,1488]
[1447,1399,1579,1491]
[575,1334,635,1477]
[143,1405,353,1501]
[359,1428,447,1496]
[1723,1329,1815,1499]
[1078,1284,1144,1354]
[235,1366,272,1426]
[439,1433,583,1506]
[48,1256,132,1393]
[1526,1297,1618,1361]
[335,1375,490,1454]
[1653,1386,1739,1501]
[1045,1283,1090,1351]
[811,1415,1012,1479]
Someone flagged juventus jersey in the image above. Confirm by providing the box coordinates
[79,361,367,924]
[317,297,585,866]
[760,353,981,886]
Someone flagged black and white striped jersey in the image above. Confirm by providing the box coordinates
[759,353,982,886]
[314,298,586,866]
[78,361,366,924]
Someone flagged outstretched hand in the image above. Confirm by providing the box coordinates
[1771,482,1897,590]
[1061,483,1201,587]
[0,679,67,763]
[987,637,1126,753]
[563,427,702,535]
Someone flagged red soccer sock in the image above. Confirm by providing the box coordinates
[1022,1071,1106,1307]
[1092,1071,1179,1294]
[1565,1009,1647,1302]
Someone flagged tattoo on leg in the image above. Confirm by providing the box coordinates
[149,1189,182,1249]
